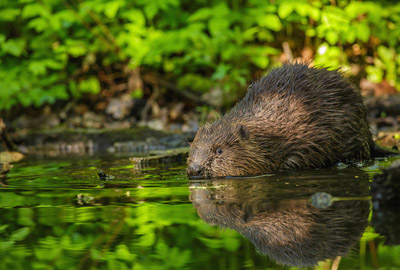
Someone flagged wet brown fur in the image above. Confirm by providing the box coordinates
[187,63,374,178]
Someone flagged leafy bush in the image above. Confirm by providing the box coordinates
[1,0,400,111]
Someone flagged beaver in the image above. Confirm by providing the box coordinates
[187,63,376,178]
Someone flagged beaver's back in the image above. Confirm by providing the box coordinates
[232,64,365,123]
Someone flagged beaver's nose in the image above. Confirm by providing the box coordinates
[187,163,204,176]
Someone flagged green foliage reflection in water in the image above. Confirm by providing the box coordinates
[1,0,400,109]
[1,158,400,269]
[0,159,264,270]
[0,199,250,270]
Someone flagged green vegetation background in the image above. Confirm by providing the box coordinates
[1,0,400,111]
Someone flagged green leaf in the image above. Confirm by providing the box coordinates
[16,90,31,107]
[50,84,69,100]
[18,208,35,226]
[325,31,339,45]
[366,65,384,83]
[0,224,9,232]
[10,227,30,241]
[27,17,48,32]
[138,231,155,247]
[242,27,258,41]
[2,39,25,56]
[78,77,101,94]
[131,89,143,99]
[121,9,145,25]
[69,81,78,97]
[104,1,122,19]
[278,2,294,19]
[28,59,64,76]
[345,2,367,19]
[54,9,77,25]
[144,4,158,20]
[188,8,212,22]
[0,8,20,21]
[258,14,281,31]
[251,56,269,69]
[294,3,309,17]
[356,23,370,43]
[66,40,87,57]
[213,2,230,17]
[28,61,47,75]
[44,59,64,70]
[308,7,320,21]
[212,64,230,80]
[343,28,356,43]
[377,45,394,64]
[208,18,229,36]
[21,3,44,19]
[306,28,316,37]
[115,245,136,261]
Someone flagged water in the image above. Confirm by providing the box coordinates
[1,155,400,270]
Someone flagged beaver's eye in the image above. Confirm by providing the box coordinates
[216,148,223,154]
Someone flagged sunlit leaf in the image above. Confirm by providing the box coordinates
[138,232,156,247]
[377,45,395,63]
[104,1,123,19]
[116,245,136,261]
[251,56,269,69]
[258,14,281,31]
[343,28,356,43]
[21,3,44,19]
[66,40,87,57]
[27,17,48,32]
[366,65,384,83]
[144,4,158,20]
[188,8,212,22]
[325,31,339,45]
[121,9,145,25]
[308,7,321,21]
[356,23,370,43]
[294,3,309,17]
[278,2,294,19]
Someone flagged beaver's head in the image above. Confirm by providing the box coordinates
[187,121,269,178]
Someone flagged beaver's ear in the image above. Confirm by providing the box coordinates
[236,124,249,140]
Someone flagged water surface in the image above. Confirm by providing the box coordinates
[1,156,400,270]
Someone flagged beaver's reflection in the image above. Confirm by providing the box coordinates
[189,168,370,267]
